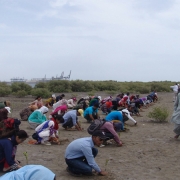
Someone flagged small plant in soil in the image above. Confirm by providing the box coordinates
[23,151,29,165]
[148,106,169,122]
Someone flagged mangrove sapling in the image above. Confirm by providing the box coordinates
[23,151,28,165]
[105,159,109,171]
[118,132,121,138]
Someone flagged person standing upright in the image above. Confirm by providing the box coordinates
[170,83,179,102]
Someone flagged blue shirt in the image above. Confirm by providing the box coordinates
[105,111,124,129]
[83,106,98,117]
[65,137,101,172]
[0,136,17,166]
[0,165,55,180]
[63,110,77,126]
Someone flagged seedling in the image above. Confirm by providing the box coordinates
[23,151,28,165]
[118,132,120,137]
[105,159,109,171]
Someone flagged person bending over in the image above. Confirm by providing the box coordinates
[65,130,108,176]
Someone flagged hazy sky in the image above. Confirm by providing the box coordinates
[0,0,180,82]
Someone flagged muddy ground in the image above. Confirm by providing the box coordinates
[0,92,179,180]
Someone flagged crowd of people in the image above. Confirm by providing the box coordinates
[0,91,159,178]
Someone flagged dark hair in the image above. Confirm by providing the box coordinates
[61,94,65,97]
[0,108,8,122]
[16,130,29,139]
[93,103,99,108]
[52,114,64,123]
[35,96,41,100]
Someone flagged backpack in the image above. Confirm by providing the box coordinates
[4,118,21,130]
[87,119,106,135]
[0,118,21,139]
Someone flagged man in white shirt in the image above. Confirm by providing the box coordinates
[170,83,179,102]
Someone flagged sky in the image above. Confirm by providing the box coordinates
[0,0,180,82]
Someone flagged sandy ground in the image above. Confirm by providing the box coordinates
[0,92,179,180]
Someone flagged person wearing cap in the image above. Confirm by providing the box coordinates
[62,109,83,131]
[100,121,123,147]
[83,103,100,123]
[65,130,108,176]
[28,106,49,129]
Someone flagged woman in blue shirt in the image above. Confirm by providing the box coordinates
[0,130,28,172]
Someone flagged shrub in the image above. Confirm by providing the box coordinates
[35,82,48,89]
[88,91,96,96]
[11,82,32,94]
[31,88,51,98]
[12,90,28,98]
[148,106,169,122]
[0,83,12,96]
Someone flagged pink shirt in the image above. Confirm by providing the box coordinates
[51,105,67,115]
[100,122,121,144]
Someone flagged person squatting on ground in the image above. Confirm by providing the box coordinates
[0,130,28,172]
[83,103,100,123]
[65,130,108,176]
[50,105,67,118]
[0,101,11,110]
[67,97,77,109]
[28,96,43,109]
[28,106,48,129]
[0,108,10,122]
[34,115,63,145]
[52,99,68,110]
[45,94,56,107]
[101,98,113,115]
[99,121,123,147]
[62,109,84,131]
[19,105,38,121]
[56,93,65,102]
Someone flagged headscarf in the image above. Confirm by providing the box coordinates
[36,106,48,114]
[35,120,55,136]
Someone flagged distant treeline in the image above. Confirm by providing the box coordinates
[0,80,177,98]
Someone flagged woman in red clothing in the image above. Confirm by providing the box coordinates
[101,99,113,114]
[118,96,128,108]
